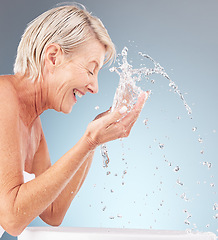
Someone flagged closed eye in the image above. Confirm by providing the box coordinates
[89,71,94,76]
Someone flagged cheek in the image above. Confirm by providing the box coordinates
[75,72,89,87]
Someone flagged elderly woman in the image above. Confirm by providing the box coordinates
[0,4,147,237]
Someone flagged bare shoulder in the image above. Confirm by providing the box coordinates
[0,75,19,114]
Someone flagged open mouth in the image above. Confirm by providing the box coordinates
[73,89,83,98]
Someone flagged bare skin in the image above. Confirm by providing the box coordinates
[0,39,148,236]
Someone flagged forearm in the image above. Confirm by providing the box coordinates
[4,135,94,235]
[39,150,95,225]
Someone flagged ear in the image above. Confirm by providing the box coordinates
[44,43,64,70]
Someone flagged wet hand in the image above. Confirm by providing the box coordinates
[84,91,149,150]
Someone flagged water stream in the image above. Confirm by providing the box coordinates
[101,47,192,168]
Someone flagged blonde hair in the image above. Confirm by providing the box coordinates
[14,3,116,81]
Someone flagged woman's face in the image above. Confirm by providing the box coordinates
[49,39,106,113]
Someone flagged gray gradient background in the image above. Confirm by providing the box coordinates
[0,0,217,239]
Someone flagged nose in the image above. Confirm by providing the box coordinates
[87,76,99,94]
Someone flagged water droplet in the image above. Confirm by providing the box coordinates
[210,183,215,187]
[174,166,180,172]
[109,216,115,220]
[200,150,204,154]
[110,189,114,193]
[213,214,218,219]
[181,193,189,201]
[106,171,111,175]
[159,143,164,149]
[95,106,99,110]
[206,224,210,228]
[102,206,106,211]
[109,67,116,72]
[192,127,197,132]
[177,179,184,186]
[198,137,203,143]
[187,214,192,219]
[143,118,149,125]
[202,162,212,168]
[117,214,122,218]
[213,203,218,210]
[101,144,110,168]
[184,220,190,225]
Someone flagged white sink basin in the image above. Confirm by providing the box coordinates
[18,227,217,240]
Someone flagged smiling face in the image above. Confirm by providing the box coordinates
[44,38,106,113]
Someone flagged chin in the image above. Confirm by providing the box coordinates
[62,107,73,114]
[61,104,74,114]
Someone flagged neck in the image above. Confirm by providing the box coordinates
[12,74,50,126]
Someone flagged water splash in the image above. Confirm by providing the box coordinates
[101,47,192,168]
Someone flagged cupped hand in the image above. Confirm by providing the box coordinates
[84,91,149,150]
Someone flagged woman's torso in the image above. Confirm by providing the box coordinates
[0,75,42,172]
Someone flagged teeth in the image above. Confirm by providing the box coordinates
[73,89,83,98]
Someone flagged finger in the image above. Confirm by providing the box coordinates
[108,105,128,123]
[108,91,149,139]
[134,91,149,111]
[120,91,149,127]
[98,90,149,127]
[93,107,111,121]
[96,104,128,128]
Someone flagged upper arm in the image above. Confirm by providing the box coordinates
[0,81,24,214]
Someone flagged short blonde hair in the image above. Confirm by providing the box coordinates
[14,4,116,81]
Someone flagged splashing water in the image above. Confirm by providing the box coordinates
[101,47,192,168]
